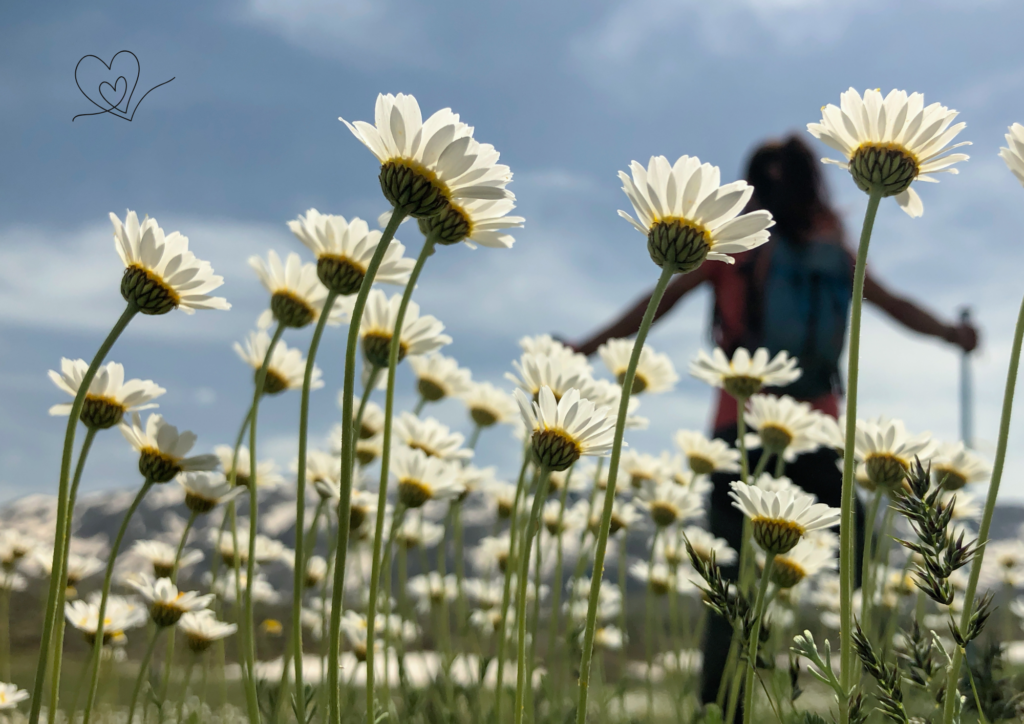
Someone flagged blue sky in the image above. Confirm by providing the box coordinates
[3,0,1024,503]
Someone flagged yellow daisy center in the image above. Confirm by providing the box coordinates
[398,478,434,509]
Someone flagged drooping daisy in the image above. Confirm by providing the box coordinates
[234,330,323,395]
[674,430,740,475]
[250,250,348,329]
[729,482,840,555]
[127,576,214,626]
[178,610,238,653]
[807,88,970,217]
[854,417,934,491]
[516,386,616,472]
[598,338,679,394]
[120,412,219,483]
[635,479,702,528]
[49,359,165,430]
[111,210,229,315]
[1000,123,1024,187]
[178,471,244,514]
[407,572,459,614]
[391,445,463,509]
[359,289,452,368]
[766,533,838,588]
[930,441,990,491]
[65,595,147,645]
[743,394,823,462]
[618,155,774,273]
[409,352,473,403]
[460,381,519,429]
[340,93,513,219]
[690,347,801,401]
[393,413,473,461]
[682,526,737,567]
[0,682,28,710]
[130,540,204,579]
[213,445,284,489]
[289,209,414,295]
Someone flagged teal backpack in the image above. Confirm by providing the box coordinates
[739,236,853,399]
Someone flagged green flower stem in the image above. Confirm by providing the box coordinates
[493,448,532,722]
[743,552,776,724]
[0,586,7,685]
[172,511,199,584]
[941,290,1024,724]
[81,478,154,724]
[207,406,254,591]
[242,321,286,724]
[576,263,675,724]
[228,501,249,691]
[364,232,436,723]
[736,396,751,484]
[466,423,483,452]
[859,490,883,638]
[177,656,198,723]
[870,502,897,643]
[127,626,165,723]
[292,289,339,703]
[839,186,883,709]
[514,466,551,724]
[617,537,628,662]
[29,302,138,724]
[327,210,406,723]
[66,653,93,724]
[526,508,545,717]
[453,502,468,637]
[413,395,427,416]
[773,454,786,479]
[46,426,98,721]
[545,471,573,691]
[644,528,661,720]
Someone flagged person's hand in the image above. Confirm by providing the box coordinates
[945,321,979,352]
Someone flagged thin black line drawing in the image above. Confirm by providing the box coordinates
[73,50,175,122]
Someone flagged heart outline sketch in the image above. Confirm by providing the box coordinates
[73,50,174,122]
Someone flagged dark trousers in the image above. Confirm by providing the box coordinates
[699,423,866,713]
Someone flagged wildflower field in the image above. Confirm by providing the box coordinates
[3,88,1024,724]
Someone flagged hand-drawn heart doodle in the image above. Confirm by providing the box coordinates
[99,76,128,113]
[73,50,174,122]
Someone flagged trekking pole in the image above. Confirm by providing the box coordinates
[959,307,974,449]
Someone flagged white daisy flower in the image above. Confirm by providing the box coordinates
[393,412,472,461]
[542,499,588,537]
[472,535,513,575]
[481,478,519,520]
[418,188,525,248]
[1000,123,1024,187]
[743,394,823,462]
[681,526,737,567]
[178,471,244,514]
[518,334,593,372]
[729,482,840,555]
[506,352,594,403]
[65,595,147,645]
[564,578,622,626]
[178,610,238,653]
[0,682,28,710]
[765,533,838,588]
[515,386,616,472]
[213,445,284,489]
[635,479,702,528]
[807,88,970,217]
[590,626,625,652]
[407,572,459,614]
[209,570,279,605]
[111,210,229,314]
[130,540,204,580]
[234,330,323,395]
[0,530,38,568]
[854,417,934,491]
[346,399,385,439]
[674,430,740,475]
[621,449,672,490]
[49,359,165,430]
[288,209,414,295]
[395,513,444,550]
[663,455,712,497]
[618,155,774,273]
[295,448,341,490]
[127,575,214,626]
[587,495,643,537]
[812,414,846,453]
[461,381,519,429]
[409,352,473,403]
[39,551,103,593]
[690,347,801,400]
[302,556,329,588]
[119,412,219,483]
[250,250,350,329]
[0,572,27,592]
[598,338,678,395]
[983,539,1024,587]
[391,445,463,509]
[579,377,650,431]
[930,441,990,491]
[209,529,288,568]
[340,93,513,219]
[360,289,452,368]
[629,560,679,596]
[751,473,812,499]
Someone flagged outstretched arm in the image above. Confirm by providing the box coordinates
[863,272,978,351]
[571,266,709,356]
